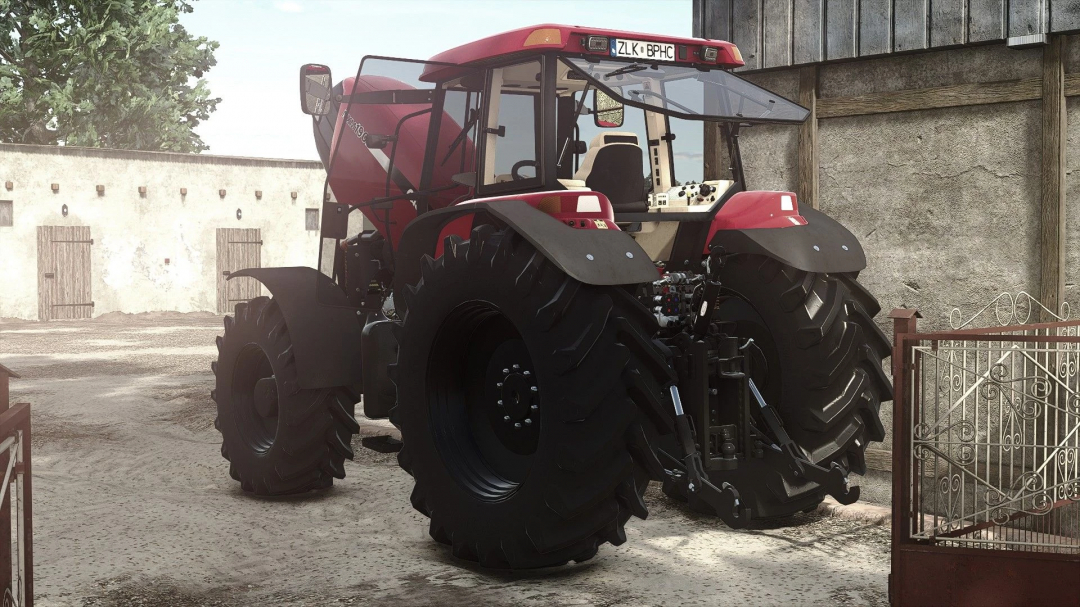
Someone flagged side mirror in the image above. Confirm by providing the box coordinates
[593,88,624,128]
[300,63,333,116]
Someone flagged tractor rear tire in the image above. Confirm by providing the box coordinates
[661,255,891,519]
[391,226,671,569]
[212,296,361,496]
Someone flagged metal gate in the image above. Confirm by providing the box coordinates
[889,295,1080,606]
[0,364,33,607]
[36,226,93,321]
[215,228,262,314]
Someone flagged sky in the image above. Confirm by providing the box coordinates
[179,0,693,160]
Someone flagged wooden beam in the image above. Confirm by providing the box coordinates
[703,123,731,181]
[865,447,891,472]
[1063,72,1080,97]
[817,77,1042,119]
[1040,36,1067,321]
[797,66,819,209]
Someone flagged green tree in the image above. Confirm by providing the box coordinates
[0,0,220,152]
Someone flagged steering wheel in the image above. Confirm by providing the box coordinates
[511,160,538,181]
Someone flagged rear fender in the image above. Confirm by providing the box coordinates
[228,267,363,391]
[394,200,658,307]
[705,192,866,273]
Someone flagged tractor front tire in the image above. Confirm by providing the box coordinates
[391,226,671,569]
[661,255,892,519]
[212,296,361,496]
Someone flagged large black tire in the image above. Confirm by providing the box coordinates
[661,255,892,519]
[212,296,361,496]
[391,226,672,569]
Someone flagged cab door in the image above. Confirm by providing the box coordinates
[478,59,544,194]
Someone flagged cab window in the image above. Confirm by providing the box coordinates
[482,60,541,186]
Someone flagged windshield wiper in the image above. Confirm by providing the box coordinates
[557,82,593,168]
[604,62,650,79]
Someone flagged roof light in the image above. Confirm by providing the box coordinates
[730,45,743,63]
[586,36,609,52]
[524,27,562,47]
[702,47,719,61]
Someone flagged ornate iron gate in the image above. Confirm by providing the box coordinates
[890,295,1080,606]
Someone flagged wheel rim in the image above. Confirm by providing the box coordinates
[232,343,278,453]
[428,301,540,502]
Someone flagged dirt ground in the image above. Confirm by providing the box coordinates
[0,313,891,607]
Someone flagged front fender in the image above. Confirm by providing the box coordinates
[708,206,867,274]
[228,267,363,390]
[394,200,659,302]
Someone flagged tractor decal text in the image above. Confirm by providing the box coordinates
[345,112,368,143]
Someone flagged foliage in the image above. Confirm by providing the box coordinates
[0,0,220,152]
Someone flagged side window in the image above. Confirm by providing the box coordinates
[483,60,541,186]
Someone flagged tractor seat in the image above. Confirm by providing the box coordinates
[574,132,648,213]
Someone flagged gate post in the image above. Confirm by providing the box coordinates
[886,308,920,606]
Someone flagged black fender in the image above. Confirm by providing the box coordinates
[394,200,659,303]
[707,206,866,274]
[228,267,363,390]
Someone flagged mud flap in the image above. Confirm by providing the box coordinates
[394,200,659,308]
[708,207,867,274]
[228,267,363,391]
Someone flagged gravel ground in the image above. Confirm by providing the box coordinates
[0,313,891,607]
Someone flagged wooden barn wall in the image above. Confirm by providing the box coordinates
[696,0,1080,71]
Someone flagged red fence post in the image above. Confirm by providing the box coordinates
[887,308,920,606]
[0,365,16,598]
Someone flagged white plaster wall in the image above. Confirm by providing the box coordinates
[0,144,331,319]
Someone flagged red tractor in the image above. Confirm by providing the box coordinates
[211,24,891,569]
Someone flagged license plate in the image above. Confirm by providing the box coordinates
[610,38,676,61]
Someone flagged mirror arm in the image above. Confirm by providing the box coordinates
[558,82,593,169]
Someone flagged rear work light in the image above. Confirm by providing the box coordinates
[702,47,719,61]
[586,36,609,51]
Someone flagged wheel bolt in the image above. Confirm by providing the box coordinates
[514,422,522,428]
[503,415,511,422]
[502,368,509,375]
[496,382,503,388]
[530,404,538,411]
[523,370,531,377]
[524,418,532,425]
[497,400,503,406]
[530,386,538,393]
[512,364,520,370]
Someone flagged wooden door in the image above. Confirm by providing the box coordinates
[216,228,262,313]
[37,226,93,321]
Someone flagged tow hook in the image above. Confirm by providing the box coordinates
[668,385,751,528]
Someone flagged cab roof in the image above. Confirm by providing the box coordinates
[424,24,744,74]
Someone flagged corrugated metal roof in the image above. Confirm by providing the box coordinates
[694,0,1080,72]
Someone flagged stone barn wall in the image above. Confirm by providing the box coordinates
[0,144,345,320]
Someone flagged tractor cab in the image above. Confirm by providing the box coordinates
[301,24,809,273]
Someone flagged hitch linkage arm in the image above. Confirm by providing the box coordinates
[667,385,751,528]
[748,378,860,505]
